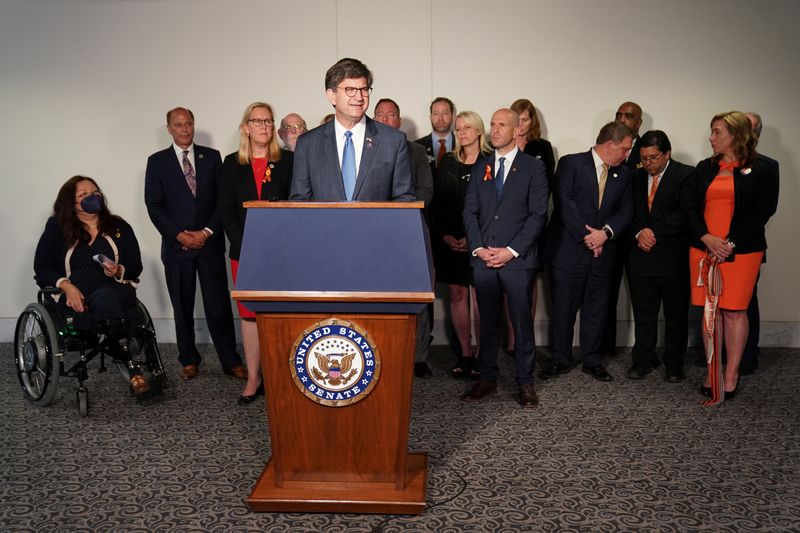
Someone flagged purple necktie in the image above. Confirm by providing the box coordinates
[182,150,196,197]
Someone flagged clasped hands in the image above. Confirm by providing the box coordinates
[475,247,514,269]
[178,229,209,250]
[701,234,734,263]
[583,225,607,258]
[636,228,656,252]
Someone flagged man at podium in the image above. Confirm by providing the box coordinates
[289,57,415,202]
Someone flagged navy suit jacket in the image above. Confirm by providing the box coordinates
[627,159,695,277]
[463,151,549,271]
[289,117,415,202]
[545,149,633,274]
[414,132,455,174]
[144,144,224,263]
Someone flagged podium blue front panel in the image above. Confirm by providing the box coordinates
[236,206,433,312]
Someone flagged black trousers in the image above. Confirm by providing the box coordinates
[473,266,536,385]
[629,273,689,370]
[163,253,241,369]
[549,257,609,369]
[600,237,632,354]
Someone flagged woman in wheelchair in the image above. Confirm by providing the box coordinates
[33,176,150,395]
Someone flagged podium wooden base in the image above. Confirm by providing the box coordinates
[247,452,427,514]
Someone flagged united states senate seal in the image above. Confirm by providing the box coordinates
[290,318,381,407]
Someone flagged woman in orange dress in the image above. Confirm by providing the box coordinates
[688,111,778,404]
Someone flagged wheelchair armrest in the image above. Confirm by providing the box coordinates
[38,286,63,305]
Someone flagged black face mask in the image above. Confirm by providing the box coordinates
[80,194,104,214]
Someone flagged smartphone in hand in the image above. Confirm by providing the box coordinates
[92,254,117,269]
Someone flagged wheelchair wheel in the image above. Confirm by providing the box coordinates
[14,303,61,406]
[77,388,89,417]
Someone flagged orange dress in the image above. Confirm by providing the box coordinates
[689,173,763,310]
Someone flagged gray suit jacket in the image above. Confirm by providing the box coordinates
[289,117,415,201]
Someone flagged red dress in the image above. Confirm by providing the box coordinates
[689,173,762,310]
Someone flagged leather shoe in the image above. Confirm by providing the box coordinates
[414,362,432,378]
[223,364,248,381]
[238,383,264,404]
[582,365,613,382]
[130,374,150,395]
[664,367,685,383]
[627,360,660,380]
[539,360,574,380]
[179,364,198,381]
[518,384,538,408]
[462,381,497,402]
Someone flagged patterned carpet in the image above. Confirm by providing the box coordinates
[2,342,798,532]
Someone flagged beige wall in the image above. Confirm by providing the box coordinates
[1,0,797,343]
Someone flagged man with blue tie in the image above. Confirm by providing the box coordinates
[289,58,415,202]
[542,122,634,382]
[144,107,245,381]
[461,108,549,407]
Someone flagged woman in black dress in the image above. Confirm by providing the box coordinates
[432,110,491,377]
[34,176,147,394]
[504,98,556,355]
[217,102,293,403]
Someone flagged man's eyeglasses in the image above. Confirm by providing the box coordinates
[248,118,274,127]
[337,86,372,98]
[640,154,664,163]
[280,125,307,133]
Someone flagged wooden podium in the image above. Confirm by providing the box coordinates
[232,202,433,514]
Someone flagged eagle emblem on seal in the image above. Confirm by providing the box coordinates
[312,352,357,386]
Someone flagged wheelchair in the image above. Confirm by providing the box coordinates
[14,287,168,417]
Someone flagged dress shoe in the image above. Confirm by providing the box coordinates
[582,365,613,382]
[179,364,198,381]
[238,383,264,405]
[223,364,248,380]
[627,360,660,380]
[518,384,538,408]
[700,385,712,397]
[414,362,432,378]
[739,357,758,376]
[664,367,685,383]
[539,360,574,380]
[130,374,150,395]
[461,381,497,402]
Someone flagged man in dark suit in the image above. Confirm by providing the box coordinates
[144,107,244,381]
[462,108,549,407]
[542,122,634,382]
[600,101,644,358]
[414,97,456,173]
[626,130,694,383]
[289,58,414,202]
[739,112,780,375]
[373,97,435,378]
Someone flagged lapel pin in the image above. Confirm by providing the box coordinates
[612,173,618,178]
[483,164,492,181]
[198,153,204,159]
[366,137,373,149]
[742,167,752,175]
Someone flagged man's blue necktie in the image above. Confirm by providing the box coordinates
[495,156,506,197]
[342,131,356,201]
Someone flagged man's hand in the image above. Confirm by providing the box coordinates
[476,247,514,268]
[636,228,656,252]
[584,224,608,251]
[177,230,206,250]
